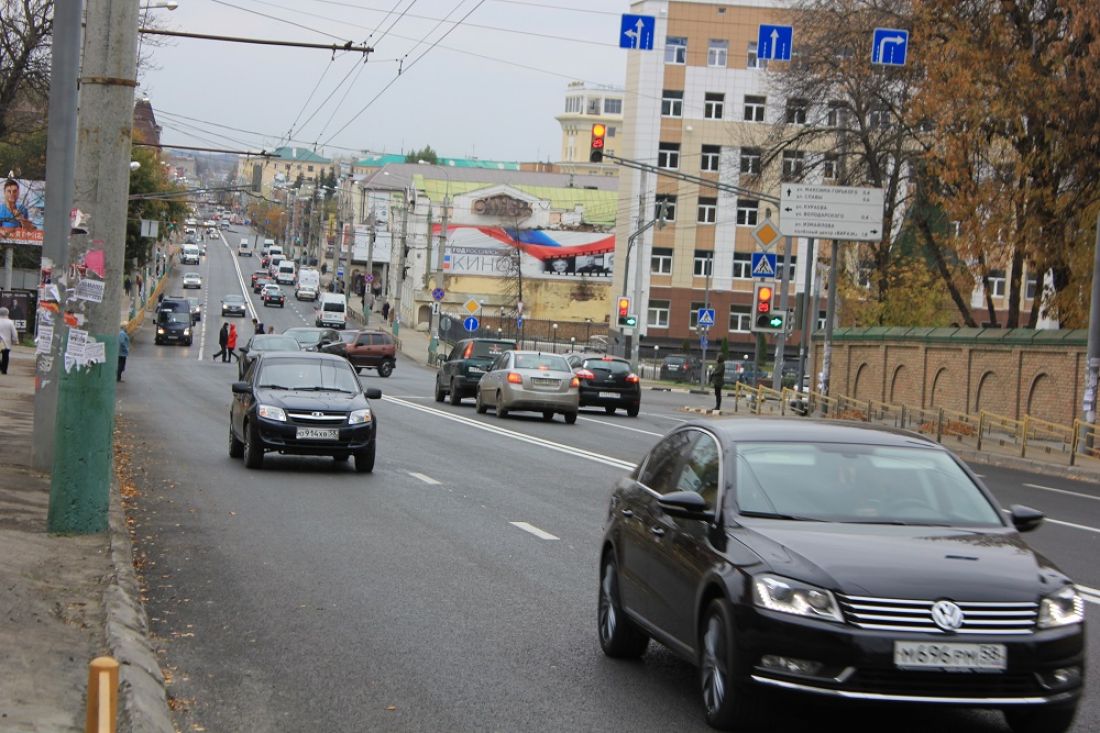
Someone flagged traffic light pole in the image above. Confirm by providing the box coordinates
[771,236,794,390]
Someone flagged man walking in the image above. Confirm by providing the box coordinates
[117,325,130,382]
[710,356,726,412]
[0,306,18,374]
[212,322,229,362]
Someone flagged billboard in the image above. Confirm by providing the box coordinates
[436,225,614,279]
[0,177,45,246]
[351,225,392,264]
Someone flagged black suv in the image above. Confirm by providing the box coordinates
[154,309,193,346]
[434,338,516,405]
[659,354,702,382]
[229,352,382,472]
[565,354,641,417]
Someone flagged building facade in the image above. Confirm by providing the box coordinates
[241,146,334,196]
[555,81,624,177]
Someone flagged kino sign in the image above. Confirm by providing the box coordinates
[778,184,885,242]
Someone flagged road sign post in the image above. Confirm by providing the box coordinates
[779,184,885,241]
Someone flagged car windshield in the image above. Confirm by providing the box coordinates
[583,358,630,374]
[265,286,281,293]
[256,359,360,393]
[471,340,514,358]
[734,442,1004,526]
[252,336,299,352]
[285,329,323,345]
[514,353,569,371]
[223,295,244,303]
[162,312,190,324]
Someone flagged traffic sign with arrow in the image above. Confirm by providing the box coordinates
[778,183,885,241]
[619,14,655,50]
[871,28,909,66]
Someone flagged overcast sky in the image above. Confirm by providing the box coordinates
[139,0,627,163]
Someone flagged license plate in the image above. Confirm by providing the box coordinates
[894,642,1006,672]
[468,367,484,374]
[668,365,679,370]
[296,427,339,440]
[532,377,558,387]
[599,391,620,399]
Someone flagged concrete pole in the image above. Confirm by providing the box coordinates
[32,0,83,471]
[820,240,840,396]
[622,170,646,360]
[1080,214,1100,444]
[772,235,794,390]
[796,238,816,393]
[48,0,141,534]
[392,191,410,337]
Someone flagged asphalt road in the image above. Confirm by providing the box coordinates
[118,227,1099,732]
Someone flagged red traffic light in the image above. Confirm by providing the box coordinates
[617,296,631,317]
[590,124,607,162]
[756,285,773,313]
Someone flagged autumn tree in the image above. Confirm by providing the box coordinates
[126,146,189,268]
[0,0,51,141]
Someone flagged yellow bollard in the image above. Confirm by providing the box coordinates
[85,656,119,733]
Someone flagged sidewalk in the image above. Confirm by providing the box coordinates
[0,348,174,732]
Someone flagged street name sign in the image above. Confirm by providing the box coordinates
[751,252,778,278]
[620,14,655,50]
[779,184,885,241]
[871,28,909,66]
[757,24,793,61]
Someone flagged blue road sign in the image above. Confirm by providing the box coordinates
[464,316,480,332]
[620,14,656,50]
[700,335,709,349]
[871,28,909,66]
[751,252,778,278]
[757,24,793,61]
[431,287,445,301]
[336,267,344,277]
[697,308,716,328]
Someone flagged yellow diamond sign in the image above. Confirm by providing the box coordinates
[752,220,782,250]
[463,298,481,315]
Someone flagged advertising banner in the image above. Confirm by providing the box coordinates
[0,177,45,246]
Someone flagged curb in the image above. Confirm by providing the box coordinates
[105,480,174,733]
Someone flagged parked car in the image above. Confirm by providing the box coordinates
[283,326,341,352]
[475,350,579,423]
[237,333,301,380]
[220,294,247,317]
[322,328,396,377]
[659,354,702,382]
[722,359,768,387]
[261,284,286,308]
[228,352,382,472]
[154,310,192,346]
[434,338,516,405]
[597,419,1084,732]
[182,272,202,289]
[186,297,202,323]
[565,354,641,417]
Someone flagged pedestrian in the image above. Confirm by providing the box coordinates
[212,322,229,362]
[226,323,239,362]
[0,306,18,375]
[381,300,390,322]
[252,317,265,335]
[117,325,130,382]
[124,276,132,296]
[267,325,275,334]
[710,356,726,412]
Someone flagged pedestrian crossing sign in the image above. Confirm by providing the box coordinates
[751,252,778,278]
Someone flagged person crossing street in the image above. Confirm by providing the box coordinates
[211,322,230,362]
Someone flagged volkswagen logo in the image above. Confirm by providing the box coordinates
[931,600,965,631]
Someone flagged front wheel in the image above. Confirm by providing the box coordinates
[354,441,376,473]
[242,420,264,469]
[378,361,393,378]
[700,599,763,731]
[598,555,648,658]
[1003,705,1078,733]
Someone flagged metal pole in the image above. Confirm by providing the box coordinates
[365,199,375,326]
[623,170,647,360]
[48,0,141,533]
[772,235,794,390]
[796,238,816,393]
[393,191,410,337]
[699,259,711,390]
[821,240,840,396]
[1079,214,1100,452]
[32,0,83,471]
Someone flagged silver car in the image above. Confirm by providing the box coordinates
[475,350,580,424]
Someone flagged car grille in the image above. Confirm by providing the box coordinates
[838,594,1037,635]
[850,670,1040,697]
[286,411,347,425]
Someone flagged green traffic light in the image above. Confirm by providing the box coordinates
[769,316,784,328]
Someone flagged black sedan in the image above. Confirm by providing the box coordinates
[237,333,301,380]
[598,419,1084,732]
[565,353,640,416]
[229,352,381,472]
[283,326,341,352]
[261,284,286,308]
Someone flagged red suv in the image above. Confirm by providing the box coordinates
[323,329,396,377]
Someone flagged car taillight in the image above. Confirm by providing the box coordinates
[626,373,640,384]
[576,368,595,380]
[570,376,580,388]
[463,342,474,358]
[507,372,523,384]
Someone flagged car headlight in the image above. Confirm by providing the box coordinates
[1038,585,1084,629]
[157,327,165,334]
[183,328,191,336]
[348,408,373,425]
[753,574,843,623]
[257,404,287,422]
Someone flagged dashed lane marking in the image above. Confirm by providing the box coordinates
[408,472,441,485]
[509,522,559,541]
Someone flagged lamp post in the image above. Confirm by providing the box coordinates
[570,335,576,353]
[585,317,592,344]
[654,344,660,380]
[552,322,558,352]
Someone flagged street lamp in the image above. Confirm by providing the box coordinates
[551,322,558,352]
[140,1,178,10]
[570,335,575,353]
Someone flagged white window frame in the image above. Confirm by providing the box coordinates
[701,145,720,172]
[744,95,766,122]
[782,150,805,181]
[661,90,684,118]
[693,252,713,278]
[736,199,759,227]
[826,101,848,128]
[697,198,717,224]
[604,98,622,115]
[651,248,673,275]
[665,37,687,65]
[689,301,707,329]
[655,194,676,222]
[732,252,752,279]
[823,154,839,181]
[747,41,768,69]
[658,142,680,170]
[786,99,808,125]
[708,39,728,67]
[729,305,751,332]
[704,93,725,120]
[869,106,892,129]
[739,148,762,175]
[988,271,1006,298]
[648,300,670,328]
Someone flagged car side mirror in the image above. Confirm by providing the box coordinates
[364,388,382,400]
[231,382,251,394]
[657,490,715,522]
[1009,504,1044,533]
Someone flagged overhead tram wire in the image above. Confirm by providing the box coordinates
[397,0,477,63]
[280,56,338,150]
[210,0,349,41]
[372,0,423,48]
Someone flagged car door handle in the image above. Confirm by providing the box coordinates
[649,526,665,537]
[620,509,634,518]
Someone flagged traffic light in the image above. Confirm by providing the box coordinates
[589,123,607,163]
[617,295,637,327]
[752,281,786,332]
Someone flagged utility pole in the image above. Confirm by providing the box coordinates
[820,240,840,396]
[366,202,375,325]
[622,170,647,360]
[1080,214,1100,453]
[772,235,794,390]
[32,0,83,471]
[393,191,410,337]
[431,194,448,347]
[424,202,433,290]
[47,0,141,533]
[796,238,816,394]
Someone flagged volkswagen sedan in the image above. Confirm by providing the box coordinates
[597,419,1084,732]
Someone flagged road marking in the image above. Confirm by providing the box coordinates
[578,416,663,436]
[408,471,441,485]
[1023,483,1100,502]
[1003,509,1100,535]
[223,229,258,320]
[509,521,559,540]
[640,412,687,423]
[382,396,636,471]
[1080,584,1100,606]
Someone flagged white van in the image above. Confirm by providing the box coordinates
[261,239,277,256]
[276,260,296,285]
[295,268,319,301]
[316,292,347,329]
[181,244,201,265]
[238,238,253,257]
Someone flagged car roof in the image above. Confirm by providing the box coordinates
[460,337,515,344]
[257,351,347,365]
[685,417,942,449]
[571,353,628,362]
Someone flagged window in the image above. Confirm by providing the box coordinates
[689,300,707,327]
[655,194,677,221]
[739,148,762,175]
[307,165,315,173]
[604,98,622,115]
[786,99,808,125]
[701,144,721,172]
[676,430,721,507]
[744,95,766,122]
[693,252,713,278]
[736,199,759,227]
[730,305,751,332]
[565,96,582,114]
[665,36,687,64]
[708,39,728,67]
[733,252,752,279]
[782,150,805,181]
[817,310,828,330]
[704,93,724,120]
[869,106,892,129]
[698,197,717,224]
[747,41,768,69]
[823,154,839,181]
[1026,275,1039,300]
[987,270,1006,298]
[651,247,673,275]
[648,300,670,328]
[661,90,684,118]
[826,101,848,128]
[587,97,602,115]
[658,142,681,170]
[639,430,692,493]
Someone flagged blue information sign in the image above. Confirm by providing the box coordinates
[697,308,716,328]
[757,24,794,61]
[700,335,709,349]
[751,252,778,278]
[619,14,656,50]
[463,316,479,332]
[871,28,909,66]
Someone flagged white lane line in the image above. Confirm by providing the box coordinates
[382,396,636,472]
[1023,483,1100,502]
[222,229,258,321]
[408,471,441,485]
[1080,585,1100,606]
[1003,509,1100,535]
[640,412,687,423]
[510,521,559,541]
[578,416,663,436]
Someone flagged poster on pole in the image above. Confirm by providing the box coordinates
[0,177,45,245]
